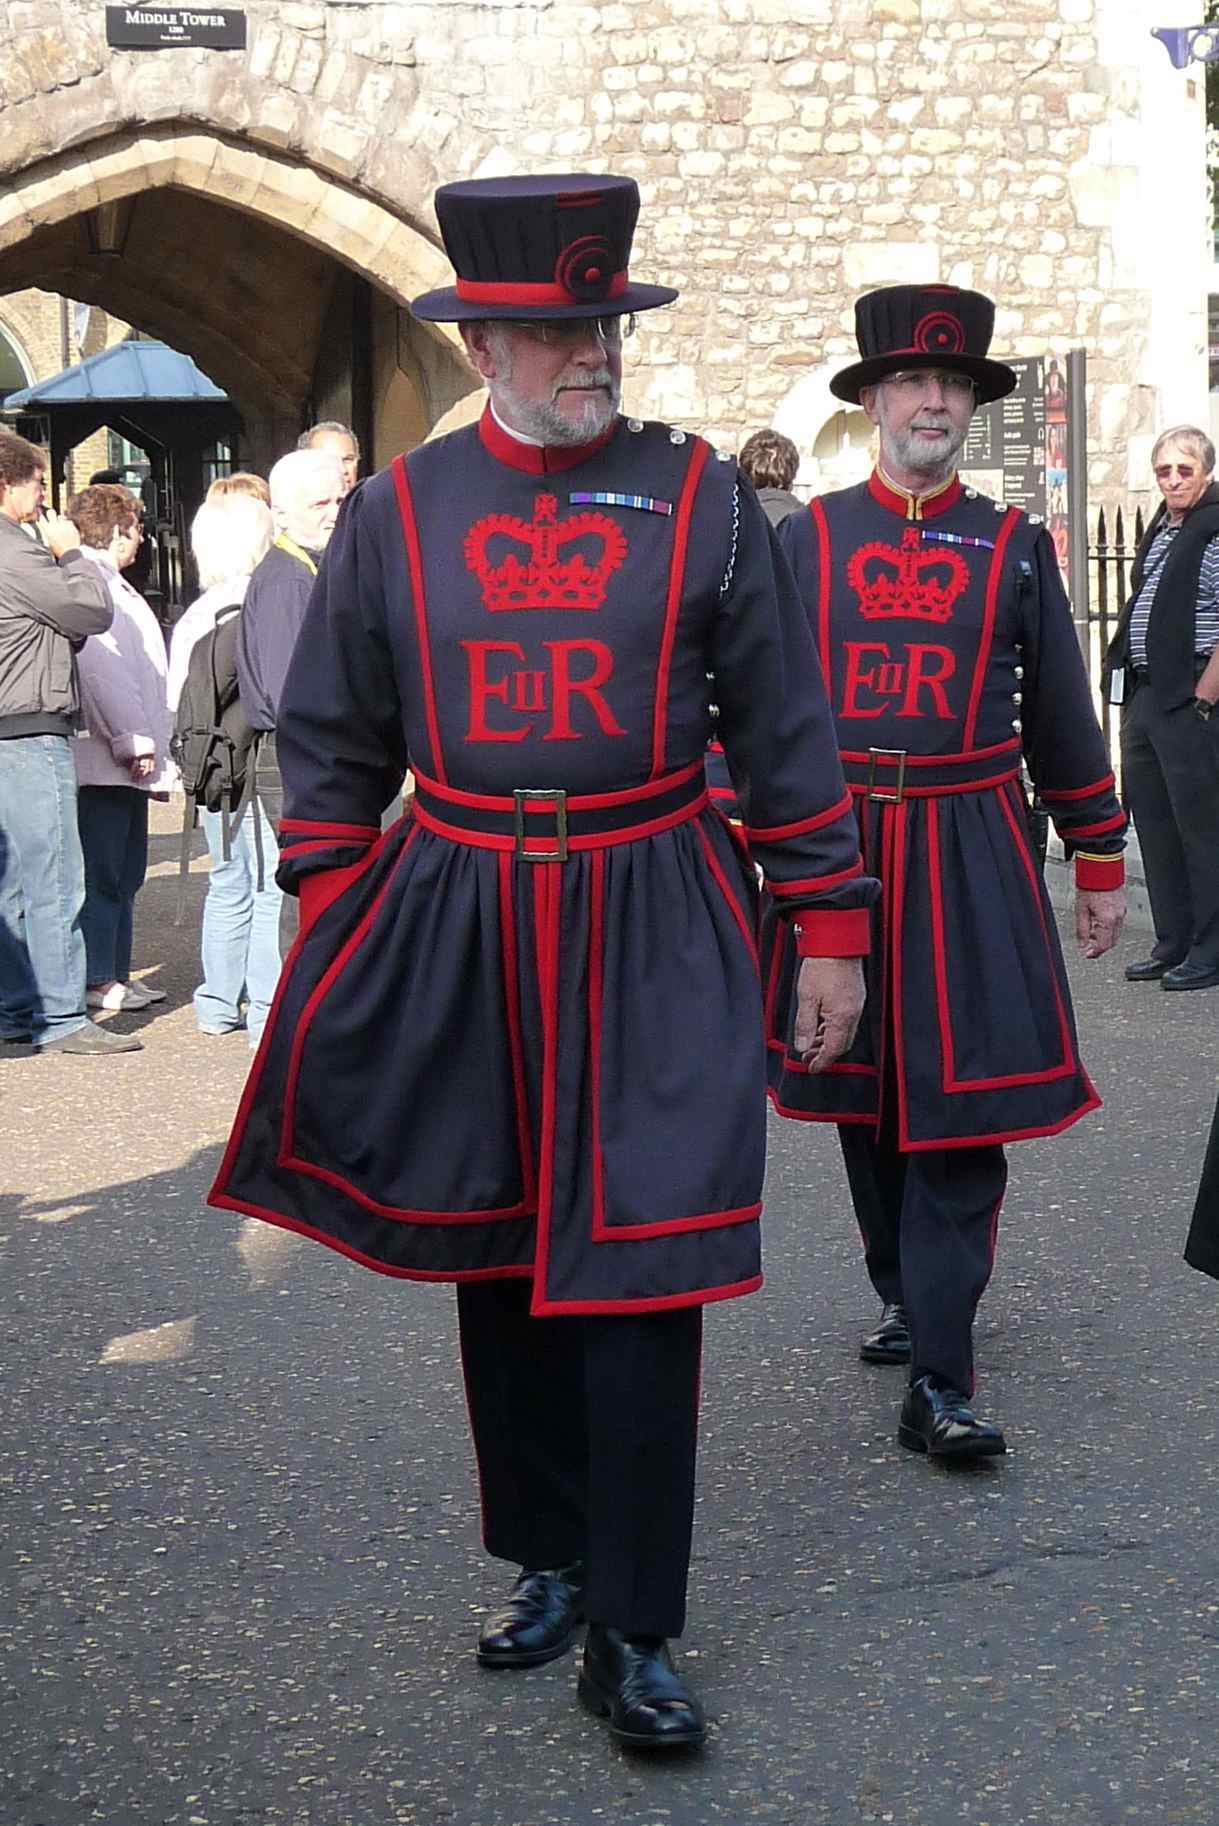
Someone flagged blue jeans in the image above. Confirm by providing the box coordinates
[78,784,149,986]
[0,733,88,1043]
[195,800,284,1045]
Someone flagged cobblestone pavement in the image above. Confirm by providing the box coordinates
[3,802,1218,1826]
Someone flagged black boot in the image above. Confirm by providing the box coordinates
[578,1624,705,1749]
[476,1562,585,1668]
[859,1301,911,1365]
[898,1375,1006,1460]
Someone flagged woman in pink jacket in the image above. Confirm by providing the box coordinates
[69,484,173,1013]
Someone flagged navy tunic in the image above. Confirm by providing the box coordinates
[209,411,875,1313]
[764,471,1126,1150]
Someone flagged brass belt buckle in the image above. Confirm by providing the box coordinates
[866,748,907,804]
[513,788,569,861]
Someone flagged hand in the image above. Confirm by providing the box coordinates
[1075,886,1126,959]
[43,510,82,558]
[794,955,866,1072]
[128,754,156,783]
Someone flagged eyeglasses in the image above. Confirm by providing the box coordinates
[885,369,977,404]
[506,314,637,349]
[1155,464,1197,479]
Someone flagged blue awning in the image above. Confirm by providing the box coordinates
[2,340,227,406]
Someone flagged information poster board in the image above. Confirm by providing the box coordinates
[961,355,1073,577]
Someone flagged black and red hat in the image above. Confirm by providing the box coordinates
[410,174,678,323]
[830,285,1016,405]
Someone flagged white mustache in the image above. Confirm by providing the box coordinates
[554,369,613,396]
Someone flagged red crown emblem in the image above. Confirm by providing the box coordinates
[464,493,628,612]
[846,528,968,623]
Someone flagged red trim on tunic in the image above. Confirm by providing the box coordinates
[926,792,1075,1094]
[1038,772,1116,803]
[795,907,871,956]
[767,1088,877,1126]
[651,439,710,778]
[747,791,853,842]
[498,850,537,1205]
[299,860,365,933]
[847,768,1020,800]
[1068,811,1127,839]
[586,833,761,1244]
[412,756,704,813]
[278,827,533,1224]
[413,793,707,853]
[962,506,1021,750]
[695,821,759,966]
[594,1204,763,1244]
[531,1273,763,1317]
[279,818,380,839]
[477,404,618,476]
[810,498,832,683]
[889,803,909,1143]
[839,738,1020,766]
[767,860,865,897]
[763,922,784,1041]
[588,847,608,1238]
[391,455,446,785]
[867,470,963,522]
[1075,853,1125,890]
[529,864,563,1311]
[209,1193,536,1282]
[767,1083,1103,1148]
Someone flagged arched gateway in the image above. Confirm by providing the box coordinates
[0,121,479,477]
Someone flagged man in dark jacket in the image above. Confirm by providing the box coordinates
[1102,425,1219,990]
[235,447,343,829]
[0,430,140,1054]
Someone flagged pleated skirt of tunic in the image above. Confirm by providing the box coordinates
[211,807,767,1313]
[764,777,1100,1149]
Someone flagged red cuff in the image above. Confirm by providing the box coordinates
[299,860,365,933]
[794,907,871,957]
[1074,854,1125,892]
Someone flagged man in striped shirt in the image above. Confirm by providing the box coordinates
[1105,425,1219,990]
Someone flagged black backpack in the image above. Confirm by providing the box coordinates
[170,604,264,906]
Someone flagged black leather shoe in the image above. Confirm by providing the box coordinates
[898,1375,1006,1460]
[476,1563,585,1668]
[578,1625,705,1749]
[1162,960,1219,991]
[1124,955,1182,982]
[859,1301,911,1365]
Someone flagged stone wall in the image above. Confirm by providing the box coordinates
[0,0,1207,508]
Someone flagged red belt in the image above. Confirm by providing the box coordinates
[412,759,708,860]
[841,741,1023,803]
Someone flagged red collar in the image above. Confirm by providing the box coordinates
[478,404,618,475]
[868,467,963,522]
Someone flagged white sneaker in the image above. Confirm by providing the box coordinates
[86,982,154,1012]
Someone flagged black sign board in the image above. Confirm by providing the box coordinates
[961,357,1047,515]
[105,7,246,49]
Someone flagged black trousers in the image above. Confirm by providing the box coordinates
[838,1127,1007,1396]
[1121,681,1219,967]
[456,1280,702,1639]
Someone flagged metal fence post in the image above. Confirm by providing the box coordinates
[1067,347,1089,658]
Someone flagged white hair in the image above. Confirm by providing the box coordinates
[269,447,342,510]
[190,494,274,589]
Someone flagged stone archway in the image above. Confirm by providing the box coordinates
[0,126,477,470]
